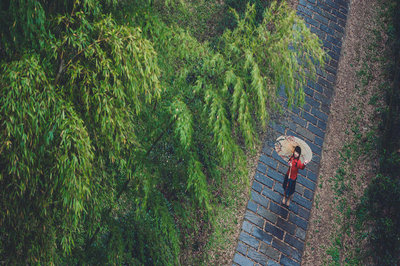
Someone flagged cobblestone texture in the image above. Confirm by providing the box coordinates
[233,1,349,265]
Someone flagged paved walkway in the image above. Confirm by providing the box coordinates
[233,1,349,265]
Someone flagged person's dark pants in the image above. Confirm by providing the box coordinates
[283,174,296,197]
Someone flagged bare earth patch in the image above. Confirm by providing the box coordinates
[302,0,387,265]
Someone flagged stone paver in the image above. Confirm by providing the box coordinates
[233,0,349,265]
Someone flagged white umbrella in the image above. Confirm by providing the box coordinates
[274,135,313,163]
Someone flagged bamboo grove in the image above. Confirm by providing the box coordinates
[0,0,326,264]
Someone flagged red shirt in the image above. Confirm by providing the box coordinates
[286,156,305,180]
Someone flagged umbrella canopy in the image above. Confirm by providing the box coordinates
[274,135,313,163]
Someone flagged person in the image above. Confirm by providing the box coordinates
[282,146,309,207]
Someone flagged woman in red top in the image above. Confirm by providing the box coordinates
[282,146,309,207]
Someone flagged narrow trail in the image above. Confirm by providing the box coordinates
[232,1,350,265]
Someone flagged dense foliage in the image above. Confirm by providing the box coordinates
[0,0,326,264]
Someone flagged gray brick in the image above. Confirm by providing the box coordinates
[306,2,323,15]
[257,163,267,174]
[270,122,285,134]
[307,80,316,90]
[309,141,322,155]
[239,232,260,249]
[303,86,314,97]
[245,211,264,228]
[262,188,282,203]
[272,239,301,261]
[340,6,348,15]
[338,17,346,27]
[285,235,304,253]
[234,252,254,266]
[257,206,278,224]
[321,102,331,114]
[247,200,259,213]
[260,243,280,261]
[313,91,327,104]
[310,26,326,39]
[328,50,340,61]
[302,112,318,125]
[326,0,340,10]
[320,24,335,36]
[286,130,301,141]
[304,188,314,200]
[298,206,311,220]
[303,102,311,113]
[318,119,327,131]
[247,248,268,266]
[276,163,288,175]
[328,58,338,69]
[316,66,327,78]
[296,227,306,241]
[255,172,274,188]
[272,150,289,165]
[327,34,342,47]
[325,64,337,75]
[265,222,284,240]
[314,82,324,93]
[307,161,319,173]
[288,201,299,215]
[298,0,308,6]
[305,95,320,108]
[308,123,325,138]
[270,201,289,219]
[267,260,281,266]
[252,227,273,245]
[262,144,273,156]
[251,191,270,208]
[304,15,320,28]
[252,182,263,193]
[307,171,317,182]
[312,154,321,164]
[289,213,308,231]
[313,13,329,25]
[237,241,249,255]
[297,4,313,18]
[323,39,333,50]
[320,3,332,13]
[317,76,332,90]
[280,254,300,266]
[329,20,344,34]
[293,193,312,210]
[297,175,316,191]
[288,121,297,131]
[337,0,349,8]
[295,180,305,194]
[273,183,284,195]
[267,169,282,183]
[276,217,296,235]
[295,125,314,142]
[242,220,254,234]
[260,155,278,169]
[311,107,329,122]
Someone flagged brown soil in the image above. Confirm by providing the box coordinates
[302,0,387,265]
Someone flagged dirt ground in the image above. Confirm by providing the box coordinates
[302,0,386,264]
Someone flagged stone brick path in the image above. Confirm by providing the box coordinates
[233,1,349,265]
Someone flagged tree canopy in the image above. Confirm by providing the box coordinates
[0,0,326,264]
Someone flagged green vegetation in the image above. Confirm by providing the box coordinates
[0,0,326,264]
[356,0,400,264]
[325,0,400,264]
